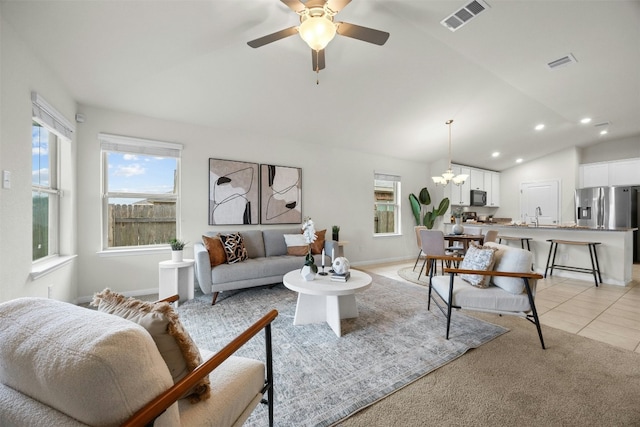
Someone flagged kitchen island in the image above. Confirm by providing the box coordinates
[443,223,636,286]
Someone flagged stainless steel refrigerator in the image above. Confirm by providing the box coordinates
[575,186,638,261]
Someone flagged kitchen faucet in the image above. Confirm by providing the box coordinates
[533,206,542,227]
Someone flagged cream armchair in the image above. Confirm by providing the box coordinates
[0,295,277,426]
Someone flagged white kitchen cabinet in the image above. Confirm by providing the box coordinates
[446,165,471,206]
[470,169,485,190]
[608,159,640,186]
[580,163,609,188]
[483,171,500,207]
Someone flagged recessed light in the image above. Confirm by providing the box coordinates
[534,124,545,131]
[516,158,523,163]
[580,117,592,124]
[491,152,500,158]
[600,129,608,135]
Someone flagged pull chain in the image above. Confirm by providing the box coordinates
[315,50,320,85]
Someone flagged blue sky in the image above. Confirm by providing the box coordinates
[107,152,177,195]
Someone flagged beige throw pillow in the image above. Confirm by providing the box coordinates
[459,243,497,288]
[284,233,309,256]
[91,289,210,403]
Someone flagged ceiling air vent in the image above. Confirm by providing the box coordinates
[547,53,578,70]
[441,0,491,32]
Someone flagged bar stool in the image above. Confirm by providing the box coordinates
[544,239,602,286]
[497,235,532,250]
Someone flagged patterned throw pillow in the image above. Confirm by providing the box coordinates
[91,289,210,403]
[459,243,497,288]
[219,232,248,264]
[202,234,227,267]
[284,233,309,256]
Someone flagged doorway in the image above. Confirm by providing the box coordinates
[519,180,560,225]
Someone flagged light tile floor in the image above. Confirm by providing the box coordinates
[361,260,640,353]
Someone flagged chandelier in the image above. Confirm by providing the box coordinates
[432,119,469,186]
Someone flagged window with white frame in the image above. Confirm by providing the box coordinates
[374,173,401,235]
[31,92,74,262]
[99,134,182,249]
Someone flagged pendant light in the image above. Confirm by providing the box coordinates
[432,119,469,186]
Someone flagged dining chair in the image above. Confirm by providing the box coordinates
[418,230,462,280]
[413,226,427,271]
[484,229,499,243]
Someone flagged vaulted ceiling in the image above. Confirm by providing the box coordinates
[2,0,639,171]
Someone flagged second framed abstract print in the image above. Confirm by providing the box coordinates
[260,164,302,224]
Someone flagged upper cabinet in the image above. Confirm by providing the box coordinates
[579,158,640,188]
[447,164,499,206]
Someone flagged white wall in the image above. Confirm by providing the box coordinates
[74,105,431,301]
[496,147,580,224]
[580,135,640,164]
[0,14,78,302]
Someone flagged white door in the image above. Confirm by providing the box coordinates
[520,180,560,225]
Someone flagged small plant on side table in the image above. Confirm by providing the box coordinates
[332,225,340,241]
[169,238,187,262]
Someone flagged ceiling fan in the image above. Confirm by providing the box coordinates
[247,0,389,73]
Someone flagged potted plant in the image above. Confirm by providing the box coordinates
[408,187,450,229]
[169,238,187,262]
[332,225,340,242]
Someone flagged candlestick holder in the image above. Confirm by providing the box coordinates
[318,265,328,276]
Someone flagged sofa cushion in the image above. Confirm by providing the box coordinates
[284,233,309,256]
[485,242,533,294]
[311,229,326,254]
[91,289,210,403]
[240,230,265,258]
[263,227,301,257]
[458,243,497,288]
[220,232,249,264]
[202,234,227,267]
[0,297,181,426]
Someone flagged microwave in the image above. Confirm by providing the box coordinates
[470,190,487,206]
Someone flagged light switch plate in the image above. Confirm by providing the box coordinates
[2,170,10,189]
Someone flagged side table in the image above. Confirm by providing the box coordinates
[158,259,195,306]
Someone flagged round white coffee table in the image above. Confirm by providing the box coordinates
[283,269,372,337]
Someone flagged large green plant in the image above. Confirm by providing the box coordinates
[409,187,450,229]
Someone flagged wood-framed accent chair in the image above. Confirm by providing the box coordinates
[0,295,278,426]
[427,241,546,349]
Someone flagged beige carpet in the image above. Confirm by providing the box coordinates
[336,310,640,426]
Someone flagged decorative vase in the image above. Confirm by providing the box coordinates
[300,265,316,281]
[332,232,339,242]
[171,250,183,262]
[452,218,464,235]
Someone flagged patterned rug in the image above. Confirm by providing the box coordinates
[397,265,432,286]
[176,272,507,427]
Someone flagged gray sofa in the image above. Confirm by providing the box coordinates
[194,228,337,305]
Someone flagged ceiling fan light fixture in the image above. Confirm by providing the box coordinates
[299,16,337,51]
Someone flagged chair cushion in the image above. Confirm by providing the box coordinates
[202,234,227,267]
[284,233,308,256]
[91,289,210,403]
[485,242,533,294]
[0,297,180,426]
[220,232,249,264]
[458,243,497,288]
[431,276,532,312]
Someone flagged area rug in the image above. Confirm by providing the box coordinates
[176,272,507,427]
[397,266,431,287]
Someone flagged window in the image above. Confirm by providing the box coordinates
[32,122,59,260]
[100,133,182,249]
[374,173,401,235]
[31,92,74,262]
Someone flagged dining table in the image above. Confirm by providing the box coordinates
[443,234,485,253]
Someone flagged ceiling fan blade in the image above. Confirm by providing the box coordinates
[247,26,298,48]
[280,0,306,13]
[326,0,352,13]
[336,22,390,45]
[312,49,326,71]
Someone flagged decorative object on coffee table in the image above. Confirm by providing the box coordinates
[169,238,186,262]
[332,256,350,275]
[300,217,318,281]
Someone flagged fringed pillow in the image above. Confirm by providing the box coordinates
[219,232,248,264]
[459,243,498,288]
[91,289,210,403]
